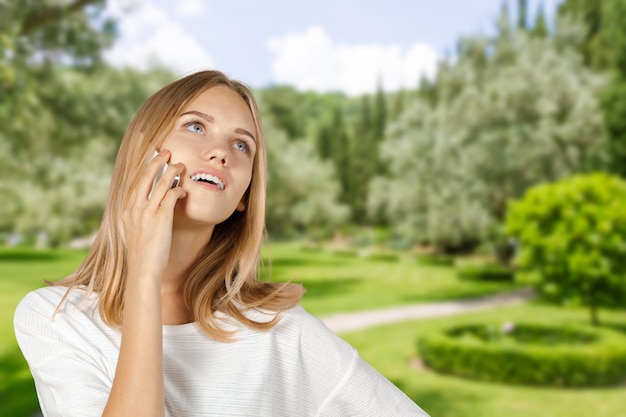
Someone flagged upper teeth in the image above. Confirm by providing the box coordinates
[190,173,224,190]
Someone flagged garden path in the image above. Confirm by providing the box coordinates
[321,288,535,333]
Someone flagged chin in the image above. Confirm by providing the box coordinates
[174,201,237,227]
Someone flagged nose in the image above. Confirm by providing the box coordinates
[202,142,228,166]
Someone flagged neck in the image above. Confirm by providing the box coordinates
[160,220,213,325]
[161,220,214,295]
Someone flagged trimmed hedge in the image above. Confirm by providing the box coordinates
[365,252,399,262]
[417,321,626,387]
[416,253,455,266]
[455,263,515,282]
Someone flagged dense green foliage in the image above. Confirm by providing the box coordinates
[417,321,626,387]
[369,16,605,253]
[506,173,626,325]
[0,1,157,246]
[263,111,349,236]
[557,0,626,177]
[0,0,114,98]
[1,67,175,246]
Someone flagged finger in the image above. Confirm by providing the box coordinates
[158,186,187,211]
[146,162,186,207]
[136,150,172,204]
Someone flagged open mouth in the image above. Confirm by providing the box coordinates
[190,173,225,190]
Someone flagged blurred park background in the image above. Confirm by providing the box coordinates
[2,0,626,416]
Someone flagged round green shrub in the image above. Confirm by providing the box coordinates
[417,321,626,387]
[505,173,626,325]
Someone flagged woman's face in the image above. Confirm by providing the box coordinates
[160,85,257,227]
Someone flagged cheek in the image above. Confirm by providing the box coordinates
[161,137,196,163]
[239,172,253,197]
[159,136,178,154]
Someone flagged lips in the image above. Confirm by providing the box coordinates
[189,169,226,190]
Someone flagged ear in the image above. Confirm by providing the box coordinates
[236,200,246,212]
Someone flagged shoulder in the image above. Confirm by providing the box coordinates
[277,304,336,335]
[14,285,114,366]
[15,286,91,319]
[274,304,356,360]
[15,286,69,319]
[14,285,97,337]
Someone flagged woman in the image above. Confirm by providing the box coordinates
[14,70,429,416]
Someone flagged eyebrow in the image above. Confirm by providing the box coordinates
[181,110,257,142]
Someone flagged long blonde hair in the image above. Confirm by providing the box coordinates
[56,70,304,341]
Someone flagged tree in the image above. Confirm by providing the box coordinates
[0,0,124,245]
[328,107,353,207]
[260,86,348,142]
[369,20,607,254]
[530,5,549,38]
[259,86,306,139]
[557,0,605,69]
[1,67,175,246]
[517,0,528,30]
[558,0,626,177]
[0,0,115,104]
[316,124,334,160]
[597,0,626,177]
[506,173,626,325]
[264,107,349,237]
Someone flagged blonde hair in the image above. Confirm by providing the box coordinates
[55,70,304,341]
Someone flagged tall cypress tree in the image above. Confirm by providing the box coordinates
[390,90,406,121]
[316,124,333,160]
[351,96,374,223]
[600,0,626,177]
[329,107,353,207]
[557,0,604,69]
[373,82,387,149]
[531,4,548,37]
[517,0,528,29]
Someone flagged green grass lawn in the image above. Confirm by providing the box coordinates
[261,242,517,315]
[1,242,623,416]
[0,248,88,417]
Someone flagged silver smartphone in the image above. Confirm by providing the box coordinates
[148,150,181,200]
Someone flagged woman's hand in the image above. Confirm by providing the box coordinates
[122,149,187,282]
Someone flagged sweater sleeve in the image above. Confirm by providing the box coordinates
[14,288,115,417]
[284,306,429,417]
[319,350,430,416]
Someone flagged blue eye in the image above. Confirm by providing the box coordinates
[185,122,204,134]
[233,141,249,153]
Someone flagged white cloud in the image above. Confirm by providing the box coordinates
[103,1,215,75]
[267,26,440,96]
[176,0,207,17]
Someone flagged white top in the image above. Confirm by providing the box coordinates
[14,286,429,417]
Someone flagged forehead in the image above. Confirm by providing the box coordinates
[183,86,255,126]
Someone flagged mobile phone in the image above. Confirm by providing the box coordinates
[148,150,181,200]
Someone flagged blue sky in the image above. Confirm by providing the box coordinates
[104,0,564,95]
